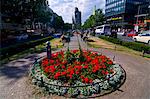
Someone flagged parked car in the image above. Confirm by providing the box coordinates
[14,34,29,41]
[117,31,125,36]
[132,30,150,44]
[52,33,62,38]
[127,31,138,37]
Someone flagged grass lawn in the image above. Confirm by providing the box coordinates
[87,36,150,59]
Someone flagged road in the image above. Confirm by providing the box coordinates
[1,33,57,48]
[0,35,150,99]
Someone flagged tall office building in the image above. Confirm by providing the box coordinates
[105,0,150,30]
[74,7,81,29]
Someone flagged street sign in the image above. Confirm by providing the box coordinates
[135,14,148,17]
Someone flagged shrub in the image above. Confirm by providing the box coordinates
[0,36,53,59]
[99,36,150,52]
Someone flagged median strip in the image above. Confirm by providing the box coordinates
[87,36,150,58]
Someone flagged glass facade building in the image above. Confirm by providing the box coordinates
[105,0,125,17]
[105,0,150,29]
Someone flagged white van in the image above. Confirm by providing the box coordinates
[95,24,111,36]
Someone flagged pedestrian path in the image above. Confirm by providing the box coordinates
[0,35,150,99]
[63,35,88,50]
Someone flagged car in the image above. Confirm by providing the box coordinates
[132,30,150,44]
[10,33,29,41]
[117,31,125,36]
[127,31,138,37]
[52,33,62,38]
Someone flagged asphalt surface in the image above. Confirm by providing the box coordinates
[0,35,150,99]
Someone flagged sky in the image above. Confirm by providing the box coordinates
[48,0,105,23]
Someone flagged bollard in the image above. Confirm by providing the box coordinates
[34,58,38,64]
[46,41,51,59]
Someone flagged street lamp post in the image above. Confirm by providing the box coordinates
[148,5,150,16]
[135,5,140,32]
[148,5,150,29]
[46,41,51,59]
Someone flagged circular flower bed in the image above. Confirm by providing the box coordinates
[30,50,125,98]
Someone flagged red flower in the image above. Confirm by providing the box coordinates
[44,66,50,73]
[54,72,61,79]
[61,71,67,76]
[41,50,114,84]
[59,50,64,55]
[84,77,89,83]
[49,59,55,64]
[75,61,81,65]
[107,61,113,65]
[62,60,67,65]
[76,71,80,74]
[89,79,93,83]
[103,65,106,69]
[105,71,109,75]
[52,53,59,58]
[80,75,85,79]
[70,70,74,75]
[110,69,114,73]
[83,65,88,69]
[92,69,97,73]
[75,65,82,71]
[100,55,107,59]
[42,59,49,67]
[102,59,106,63]
[102,70,105,75]
[91,59,99,64]
[62,65,65,69]
[72,50,78,53]
[69,75,73,79]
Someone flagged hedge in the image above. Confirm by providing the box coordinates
[0,36,53,59]
[99,36,150,52]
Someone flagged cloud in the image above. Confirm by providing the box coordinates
[48,0,105,23]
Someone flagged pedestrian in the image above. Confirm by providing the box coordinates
[60,34,65,46]
[81,33,83,38]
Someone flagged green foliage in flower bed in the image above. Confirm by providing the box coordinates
[41,50,114,84]
[99,36,150,52]
[30,61,125,98]
[0,36,53,59]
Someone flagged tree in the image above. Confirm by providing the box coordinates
[53,15,64,29]
[1,0,65,32]
[95,9,105,26]
[82,9,105,29]
[63,23,72,31]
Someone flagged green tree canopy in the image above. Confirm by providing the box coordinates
[82,9,105,29]
[53,15,64,29]
[1,0,64,29]
[63,23,72,31]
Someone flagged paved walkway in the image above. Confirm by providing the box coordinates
[0,35,150,99]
